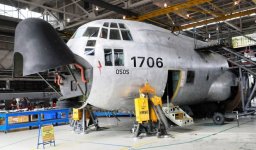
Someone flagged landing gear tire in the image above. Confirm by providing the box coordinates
[213,112,225,125]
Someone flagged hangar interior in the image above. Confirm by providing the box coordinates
[0,0,256,150]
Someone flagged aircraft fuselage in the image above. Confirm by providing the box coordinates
[65,19,236,111]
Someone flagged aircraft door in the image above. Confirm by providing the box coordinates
[162,70,181,103]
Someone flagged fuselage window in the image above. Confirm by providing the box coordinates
[109,29,121,40]
[186,71,195,84]
[114,49,124,66]
[86,40,96,46]
[100,28,108,39]
[103,22,109,27]
[85,48,95,56]
[118,23,126,29]
[121,30,133,41]
[83,27,99,37]
[104,49,113,66]
[110,23,118,28]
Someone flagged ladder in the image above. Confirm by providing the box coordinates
[162,104,193,126]
[196,45,256,113]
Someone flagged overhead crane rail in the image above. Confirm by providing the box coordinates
[127,0,255,32]
[128,0,211,21]
[177,8,256,31]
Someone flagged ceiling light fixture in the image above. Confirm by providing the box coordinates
[234,0,240,5]
[164,3,167,8]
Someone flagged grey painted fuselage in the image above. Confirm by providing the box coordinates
[65,19,236,111]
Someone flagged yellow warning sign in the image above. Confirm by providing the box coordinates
[42,125,55,142]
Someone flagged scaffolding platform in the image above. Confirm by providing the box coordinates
[0,108,69,133]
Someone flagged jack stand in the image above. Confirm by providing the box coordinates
[132,121,157,137]
[81,107,86,134]
[87,107,100,131]
[133,83,169,138]
[150,102,169,138]
[71,106,99,134]
[72,120,83,133]
[132,119,168,138]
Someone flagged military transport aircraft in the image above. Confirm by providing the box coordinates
[13,18,238,118]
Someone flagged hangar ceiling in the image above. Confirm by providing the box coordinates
[0,0,256,70]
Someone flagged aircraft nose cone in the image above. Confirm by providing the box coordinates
[14,18,75,76]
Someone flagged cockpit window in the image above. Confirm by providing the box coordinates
[110,23,118,28]
[102,22,133,41]
[121,30,133,41]
[83,27,99,37]
[109,29,121,40]
[118,23,126,29]
[85,48,95,56]
[114,49,124,66]
[104,49,113,66]
[100,28,108,39]
[103,22,109,27]
[86,40,96,46]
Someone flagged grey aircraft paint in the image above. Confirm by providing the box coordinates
[13,18,237,112]
[65,19,237,111]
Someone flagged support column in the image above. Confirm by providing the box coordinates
[82,108,85,133]
[239,67,245,111]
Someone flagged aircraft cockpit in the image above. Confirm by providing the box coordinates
[69,21,133,57]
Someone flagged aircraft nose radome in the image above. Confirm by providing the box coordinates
[14,18,75,76]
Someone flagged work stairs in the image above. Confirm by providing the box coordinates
[196,45,256,76]
[162,104,193,126]
[196,44,256,112]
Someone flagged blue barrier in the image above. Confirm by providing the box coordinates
[94,112,134,117]
[0,109,69,133]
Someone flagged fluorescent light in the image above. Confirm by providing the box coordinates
[164,3,167,8]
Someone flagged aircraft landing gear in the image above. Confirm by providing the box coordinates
[213,112,225,125]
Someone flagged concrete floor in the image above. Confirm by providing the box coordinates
[0,116,256,150]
